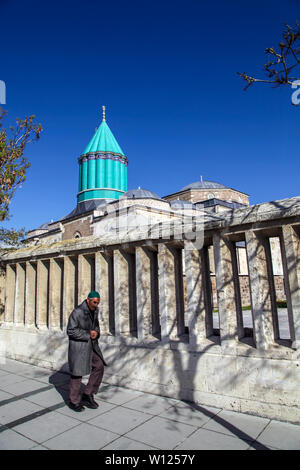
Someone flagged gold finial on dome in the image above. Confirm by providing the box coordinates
[102,105,106,122]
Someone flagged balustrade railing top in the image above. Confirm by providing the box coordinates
[1,197,300,263]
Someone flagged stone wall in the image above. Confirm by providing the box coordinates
[1,196,300,423]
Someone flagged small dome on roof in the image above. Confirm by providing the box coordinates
[37,222,50,230]
[170,199,197,210]
[60,199,108,220]
[181,180,227,191]
[120,187,161,200]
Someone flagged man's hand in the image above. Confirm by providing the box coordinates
[90,330,98,340]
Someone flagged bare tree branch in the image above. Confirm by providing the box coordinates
[238,21,300,96]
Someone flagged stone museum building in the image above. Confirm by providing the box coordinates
[0,108,299,424]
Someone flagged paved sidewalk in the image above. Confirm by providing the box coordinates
[0,358,299,450]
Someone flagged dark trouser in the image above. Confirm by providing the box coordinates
[69,352,104,405]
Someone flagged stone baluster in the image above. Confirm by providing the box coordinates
[25,261,36,328]
[184,242,213,347]
[14,263,26,326]
[245,230,277,349]
[78,254,94,304]
[4,264,16,325]
[135,246,152,340]
[158,244,184,341]
[63,256,77,329]
[36,259,49,329]
[174,247,185,336]
[95,251,111,335]
[213,233,239,347]
[113,249,136,336]
[49,258,63,329]
[280,224,300,349]
[202,246,214,336]
[0,263,5,324]
[231,243,244,339]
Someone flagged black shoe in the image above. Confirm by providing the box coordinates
[69,401,85,412]
[81,393,99,409]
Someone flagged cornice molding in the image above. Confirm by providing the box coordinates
[78,152,128,166]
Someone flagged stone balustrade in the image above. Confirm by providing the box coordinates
[0,196,300,423]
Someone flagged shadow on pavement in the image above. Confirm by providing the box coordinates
[48,364,71,406]
[182,401,270,450]
[47,364,270,450]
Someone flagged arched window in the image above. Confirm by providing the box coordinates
[207,193,215,199]
[73,231,81,239]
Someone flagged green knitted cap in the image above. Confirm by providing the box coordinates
[88,291,100,299]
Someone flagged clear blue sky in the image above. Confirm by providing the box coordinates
[1,0,300,232]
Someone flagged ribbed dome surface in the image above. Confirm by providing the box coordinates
[181,180,227,191]
[170,199,197,209]
[120,188,161,200]
[37,222,50,230]
[61,199,108,220]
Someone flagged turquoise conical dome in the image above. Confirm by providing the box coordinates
[77,109,128,204]
[83,121,125,156]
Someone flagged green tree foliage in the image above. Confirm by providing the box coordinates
[0,108,42,246]
[238,21,300,93]
[0,226,26,248]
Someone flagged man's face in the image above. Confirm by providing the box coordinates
[87,297,100,311]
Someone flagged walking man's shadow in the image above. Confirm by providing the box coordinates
[48,363,72,406]
[48,364,94,407]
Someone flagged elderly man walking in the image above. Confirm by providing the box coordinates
[67,291,107,412]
